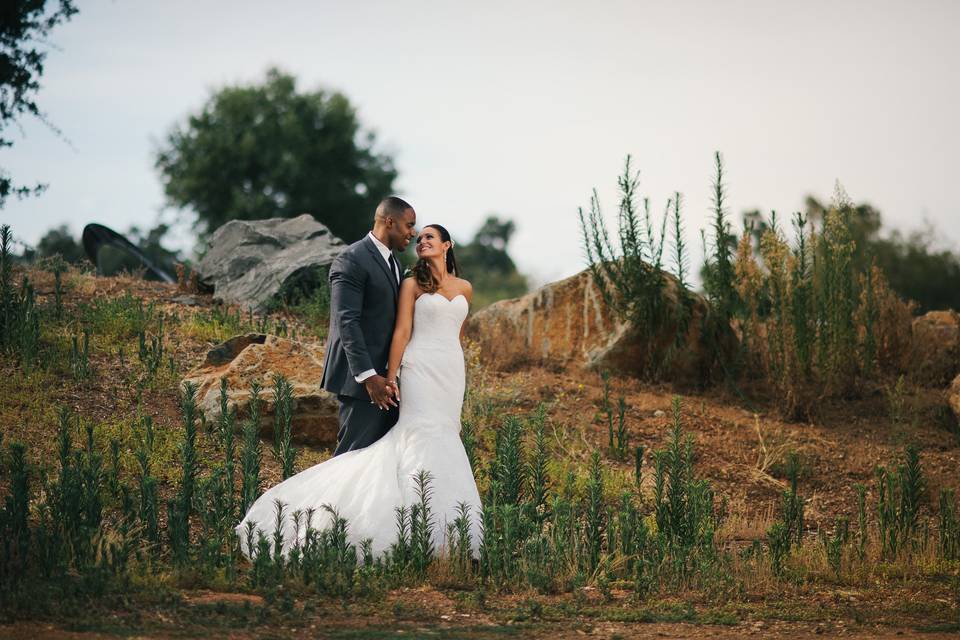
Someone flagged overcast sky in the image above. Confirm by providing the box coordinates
[3,0,958,286]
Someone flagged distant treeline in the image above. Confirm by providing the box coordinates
[21,189,960,315]
[19,214,528,311]
[735,196,960,314]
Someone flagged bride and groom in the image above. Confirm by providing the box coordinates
[236,196,483,559]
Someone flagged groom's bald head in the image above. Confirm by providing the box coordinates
[373,196,416,251]
[374,196,414,223]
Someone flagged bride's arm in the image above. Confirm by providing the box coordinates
[387,278,418,390]
[459,280,474,343]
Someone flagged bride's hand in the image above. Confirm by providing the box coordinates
[364,375,398,410]
[386,378,400,402]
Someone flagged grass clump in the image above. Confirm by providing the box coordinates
[578,157,917,419]
[578,156,695,379]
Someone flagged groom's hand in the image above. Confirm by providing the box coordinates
[364,375,398,410]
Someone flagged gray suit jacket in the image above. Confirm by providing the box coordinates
[320,235,399,400]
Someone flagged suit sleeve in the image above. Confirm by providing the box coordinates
[329,252,376,377]
[354,369,377,383]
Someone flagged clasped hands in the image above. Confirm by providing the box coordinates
[365,374,399,410]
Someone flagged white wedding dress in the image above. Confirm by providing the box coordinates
[236,292,482,560]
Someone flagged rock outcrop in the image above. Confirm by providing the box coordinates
[195,214,345,313]
[949,374,960,424]
[465,268,729,386]
[182,333,339,446]
[910,310,960,386]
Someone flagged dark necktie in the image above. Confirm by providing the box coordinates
[388,253,399,285]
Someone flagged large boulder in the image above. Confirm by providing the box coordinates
[910,310,960,386]
[949,374,960,424]
[182,333,339,446]
[195,214,345,313]
[465,267,729,386]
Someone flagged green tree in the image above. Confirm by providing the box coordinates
[860,224,960,314]
[29,221,182,279]
[155,68,397,244]
[805,196,960,313]
[94,223,182,279]
[733,197,960,314]
[35,224,84,263]
[0,0,78,206]
[456,215,528,309]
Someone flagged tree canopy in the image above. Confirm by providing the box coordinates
[26,222,181,281]
[722,196,960,314]
[802,196,960,314]
[155,68,397,244]
[33,223,84,263]
[0,0,78,206]
[456,215,529,308]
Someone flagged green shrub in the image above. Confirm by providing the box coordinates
[271,373,296,480]
[578,157,694,379]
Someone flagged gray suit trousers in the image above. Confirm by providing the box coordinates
[333,394,399,456]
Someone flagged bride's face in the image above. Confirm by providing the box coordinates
[415,226,449,259]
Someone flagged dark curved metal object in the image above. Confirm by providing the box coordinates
[81,223,175,283]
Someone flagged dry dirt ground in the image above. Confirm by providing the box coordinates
[1,585,959,639]
[1,594,959,639]
[2,268,959,638]
[490,365,960,533]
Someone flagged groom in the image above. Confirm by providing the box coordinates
[321,196,417,456]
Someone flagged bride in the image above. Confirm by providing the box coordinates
[236,224,482,560]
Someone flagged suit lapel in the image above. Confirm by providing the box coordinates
[363,236,399,300]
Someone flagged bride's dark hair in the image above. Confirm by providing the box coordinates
[413,224,459,293]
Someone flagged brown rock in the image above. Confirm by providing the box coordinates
[465,267,731,386]
[183,333,339,446]
[910,310,960,386]
[949,374,960,424]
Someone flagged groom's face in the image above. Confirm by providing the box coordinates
[387,208,417,251]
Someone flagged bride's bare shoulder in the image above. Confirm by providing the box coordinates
[400,277,423,298]
[453,277,473,301]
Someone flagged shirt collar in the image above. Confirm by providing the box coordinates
[367,231,392,262]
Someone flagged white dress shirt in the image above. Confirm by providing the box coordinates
[355,231,398,384]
